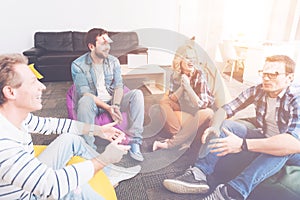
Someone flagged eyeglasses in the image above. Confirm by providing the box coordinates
[258,70,286,80]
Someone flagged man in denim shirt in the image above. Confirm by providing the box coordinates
[71,28,144,161]
[163,55,300,200]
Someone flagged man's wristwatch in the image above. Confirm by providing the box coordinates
[241,138,248,151]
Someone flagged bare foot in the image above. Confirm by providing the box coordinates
[152,140,169,151]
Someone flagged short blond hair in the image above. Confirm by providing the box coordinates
[265,55,295,74]
[172,38,199,73]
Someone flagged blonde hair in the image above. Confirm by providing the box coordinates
[172,37,199,73]
[265,55,295,74]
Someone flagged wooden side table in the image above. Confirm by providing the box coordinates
[121,64,166,94]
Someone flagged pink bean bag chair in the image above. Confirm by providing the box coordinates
[66,84,129,132]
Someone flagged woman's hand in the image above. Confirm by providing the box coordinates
[181,74,191,90]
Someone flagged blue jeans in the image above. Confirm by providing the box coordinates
[35,133,105,199]
[194,120,300,199]
[77,89,144,147]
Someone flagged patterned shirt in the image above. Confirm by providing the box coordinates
[0,113,94,199]
[169,69,214,109]
[222,84,300,139]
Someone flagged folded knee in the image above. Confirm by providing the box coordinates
[77,95,96,112]
[132,89,144,100]
[78,95,94,106]
[196,108,214,119]
[57,133,83,147]
[127,89,144,105]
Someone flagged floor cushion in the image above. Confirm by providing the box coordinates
[251,165,300,200]
[66,84,129,131]
[208,150,300,200]
[34,145,117,200]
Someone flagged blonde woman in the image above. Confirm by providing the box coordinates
[153,39,215,151]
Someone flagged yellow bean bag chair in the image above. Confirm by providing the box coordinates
[34,145,117,200]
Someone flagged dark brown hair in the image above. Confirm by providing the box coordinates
[85,28,108,51]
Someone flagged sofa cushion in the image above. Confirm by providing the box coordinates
[73,31,89,52]
[23,47,46,57]
[36,64,72,82]
[35,31,73,51]
[73,31,140,56]
[109,32,139,57]
[37,52,84,65]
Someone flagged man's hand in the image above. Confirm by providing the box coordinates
[94,121,125,142]
[108,105,123,124]
[95,133,130,166]
[208,128,243,157]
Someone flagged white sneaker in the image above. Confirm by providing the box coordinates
[105,164,141,187]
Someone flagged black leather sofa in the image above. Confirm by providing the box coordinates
[23,31,148,82]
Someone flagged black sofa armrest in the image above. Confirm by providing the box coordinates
[128,46,148,54]
[23,47,46,57]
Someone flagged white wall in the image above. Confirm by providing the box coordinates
[267,0,298,40]
[1,0,299,71]
[0,0,179,54]
[178,0,225,60]
[0,0,226,65]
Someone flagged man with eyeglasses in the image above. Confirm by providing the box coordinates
[163,55,300,200]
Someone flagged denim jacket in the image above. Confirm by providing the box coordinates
[71,52,124,100]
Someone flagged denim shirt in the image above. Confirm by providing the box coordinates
[222,83,300,139]
[71,52,123,100]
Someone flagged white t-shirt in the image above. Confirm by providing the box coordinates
[93,63,112,102]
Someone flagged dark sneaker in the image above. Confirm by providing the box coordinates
[202,184,235,200]
[163,167,209,194]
